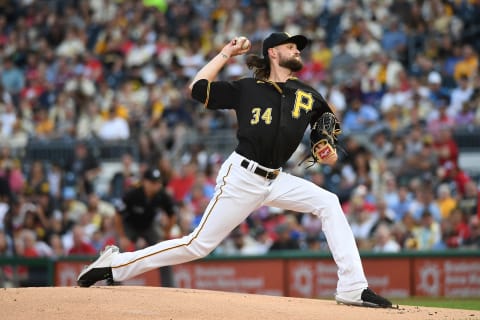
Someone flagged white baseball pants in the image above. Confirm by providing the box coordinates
[111,152,368,293]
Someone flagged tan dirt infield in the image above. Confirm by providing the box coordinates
[1,286,480,320]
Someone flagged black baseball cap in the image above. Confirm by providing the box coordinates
[262,32,309,58]
[143,168,162,182]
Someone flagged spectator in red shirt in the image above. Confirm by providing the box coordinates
[68,225,97,256]
[16,229,39,258]
[442,165,471,197]
[433,127,459,177]
[444,207,471,248]
[427,99,455,137]
[13,229,40,284]
[167,161,197,204]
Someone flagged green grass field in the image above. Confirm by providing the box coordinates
[394,297,480,311]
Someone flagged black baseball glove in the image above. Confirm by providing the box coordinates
[308,112,342,165]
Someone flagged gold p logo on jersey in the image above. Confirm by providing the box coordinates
[291,90,313,118]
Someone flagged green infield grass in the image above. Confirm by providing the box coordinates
[393,297,480,311]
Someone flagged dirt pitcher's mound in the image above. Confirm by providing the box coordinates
[1,286,479,320]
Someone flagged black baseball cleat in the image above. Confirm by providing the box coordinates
[77,245,119,287]
[335,287,394,308]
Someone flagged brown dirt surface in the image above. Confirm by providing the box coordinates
[2,286,480,320]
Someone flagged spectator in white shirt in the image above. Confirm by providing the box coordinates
[448,74,473,117]
[97,107,130,141]
[0,103,16,138]
[372,223,401,253]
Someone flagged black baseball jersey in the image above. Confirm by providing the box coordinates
[116,186,175,230]
[191,78,332,168]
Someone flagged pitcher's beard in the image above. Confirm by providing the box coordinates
[279,57,303,72]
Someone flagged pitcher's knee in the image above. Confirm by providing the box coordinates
[313,190,342,216]
[187,240,215,259]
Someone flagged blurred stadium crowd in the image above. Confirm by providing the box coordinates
[1,0,480,284]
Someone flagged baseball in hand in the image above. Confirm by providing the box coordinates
[237,36,251,50]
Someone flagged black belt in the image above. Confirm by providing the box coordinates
[241,160,280,180]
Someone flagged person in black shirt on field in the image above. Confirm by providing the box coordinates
[114,167,176,286]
